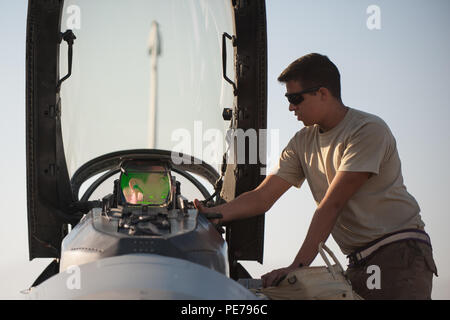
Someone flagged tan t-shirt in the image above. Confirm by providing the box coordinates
[273,107,425,255]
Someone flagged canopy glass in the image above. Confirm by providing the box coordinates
[59,0,235,176]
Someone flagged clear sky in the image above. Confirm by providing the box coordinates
[0,0,449,299]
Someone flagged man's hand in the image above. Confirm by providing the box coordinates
[193,198,207,213]
[261,264,298,288]
[193,199,221,224]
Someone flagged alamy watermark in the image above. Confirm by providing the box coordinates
[66,265,81,290]
[66,5,81,30]
[366,5,381,30]
[170,121,281,175]
[366,264,381,290]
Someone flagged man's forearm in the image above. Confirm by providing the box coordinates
[212,190,268,223]
[290,171,370,267]
[291,207,340,267]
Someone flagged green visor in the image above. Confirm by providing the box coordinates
[120,165,171,206]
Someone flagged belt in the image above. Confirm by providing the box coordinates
[347,229,431,266]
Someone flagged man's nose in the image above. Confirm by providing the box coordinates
[289,103,296,111]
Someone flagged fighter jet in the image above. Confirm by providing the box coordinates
[24,0,267,299]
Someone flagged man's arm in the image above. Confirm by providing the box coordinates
[194,174,292,223]
[261,170,371,287]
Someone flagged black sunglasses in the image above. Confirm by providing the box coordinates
[285,86,322,105]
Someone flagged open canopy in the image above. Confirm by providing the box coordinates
[26,0,267,273]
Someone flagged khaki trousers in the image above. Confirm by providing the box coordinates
[345,240,438,300]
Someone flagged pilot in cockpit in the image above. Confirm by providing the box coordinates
[120,164,171,206]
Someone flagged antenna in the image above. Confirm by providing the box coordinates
[148,21,161,149]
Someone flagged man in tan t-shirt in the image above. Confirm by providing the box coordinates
[195,53,437,299]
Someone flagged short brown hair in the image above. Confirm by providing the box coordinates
[278,53,341,101]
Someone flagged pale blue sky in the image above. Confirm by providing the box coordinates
[259,0,450,299]
[0,0,449,299]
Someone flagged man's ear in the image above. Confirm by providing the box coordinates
[319,87,329,101]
